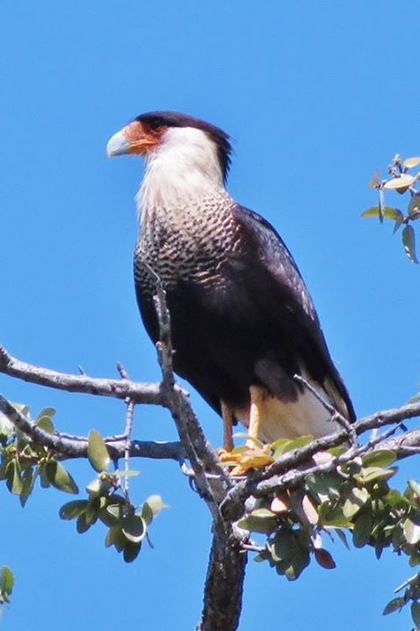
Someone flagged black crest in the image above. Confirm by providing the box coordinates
[135,111,232,183]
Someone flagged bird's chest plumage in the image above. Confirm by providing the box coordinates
[134,199,241,295]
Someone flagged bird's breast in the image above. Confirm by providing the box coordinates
[134,199,242,292]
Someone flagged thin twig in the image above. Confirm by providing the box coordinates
[293,373,358,447]
[124,400,135,496]
[116,362,136,496]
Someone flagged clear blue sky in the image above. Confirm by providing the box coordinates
[0,0,419,629]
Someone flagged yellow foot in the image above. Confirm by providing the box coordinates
[217,446,274,476]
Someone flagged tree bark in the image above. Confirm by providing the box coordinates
[197,532,247,631]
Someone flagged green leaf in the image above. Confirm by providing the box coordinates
[105,524,122,548]
[59,500,88,520]
[384,488,408,510]
[384,174,415,190]
[100,502,125,527]
[402,224,419,264]
[6,461,23,495]
[392,525,404,549]
[138,495,167,526]
[409,195,420,220]
[88,430,110,473]
[409,480,420,497]
[327,446,347,457]
[362,449,396,468]
[305,473,341,501]
[393,214,404,234]
[85,499,99,526]
[13,403,30,420]
[362,206,381,218]
[353,513,372,548]
[282,549,310,581]
[251,508,276,519]
[36,416,54,434]
[404,157,420,169]
[38,463,51,488]
[284,435,314,452]
[403,518,420,545]
[19,467,35,507]
[0,413,14,438]
[272,435,313,458]
[412,602,420,628]
[383,597,405,615]
[113,528,127,553]
[271,530,296,562]
[0,567,14,595]
[361,206,402,220]
[122,516,146,543]
[368,170,380,189]
[36,407,56,421]
[318,502,351,528]
[410,551,420,567]
[76,512,91,534]
[237,514,277,534]
[123,541,142,563]
[269,438,291,453]
[46,461,79,494]
[358,466,396,484]
[343,488,369,519]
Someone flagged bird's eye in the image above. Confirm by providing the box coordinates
[149,119,162,131]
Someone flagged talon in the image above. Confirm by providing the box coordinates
[217,445,274,475]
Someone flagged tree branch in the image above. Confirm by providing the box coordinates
[0,346,162,404]
[196,533,247,631]
[0,394,183,462]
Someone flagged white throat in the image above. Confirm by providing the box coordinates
[136,127,227,220]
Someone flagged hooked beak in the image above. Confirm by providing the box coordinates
[106,130,130,158]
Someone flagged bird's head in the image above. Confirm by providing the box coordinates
[106,111,232,185]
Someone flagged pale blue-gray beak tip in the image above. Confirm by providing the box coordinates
[106,131,130,157]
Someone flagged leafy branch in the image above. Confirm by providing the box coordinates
[362,154,420,263]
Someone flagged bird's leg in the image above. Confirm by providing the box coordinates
[219,386,274,474]
[221,401,234,452]
[246,385,263,447]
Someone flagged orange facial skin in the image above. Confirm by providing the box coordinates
[122,120,167,154]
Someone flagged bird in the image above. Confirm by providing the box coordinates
[106,111,355,456]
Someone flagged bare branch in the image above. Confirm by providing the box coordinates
[0,346,162,405]
[0,394,184,462]
[1,343,419,438]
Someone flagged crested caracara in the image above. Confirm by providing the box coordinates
[107,111,355,451]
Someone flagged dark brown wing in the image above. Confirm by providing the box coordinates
[232,204,356,422]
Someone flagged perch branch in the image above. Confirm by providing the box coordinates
[0,394,183,462]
